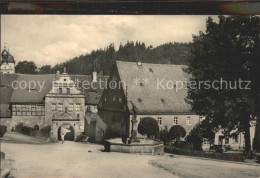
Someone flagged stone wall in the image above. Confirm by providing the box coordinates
[45,96,85,125]
[0,116,45,130]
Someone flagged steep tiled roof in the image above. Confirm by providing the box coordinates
[0,73,18,117]
[10,74,56,103]
[116,61,192,114]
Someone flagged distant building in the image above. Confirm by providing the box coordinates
[0,48,15,74]
[97,61,202,142]
[214,122,256,150]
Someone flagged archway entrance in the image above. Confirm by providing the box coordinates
[58,125,75,141]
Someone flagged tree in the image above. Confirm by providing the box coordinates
[186,124,203,151]
[169,125,186,145]
[137,117,159,138]
[159,129,170,144]
[39,65,54,74]
[0,125,7,137]
[186,122,215,151]
[186,16,260,155]
[253,117,260,152]
[15,61,38,74]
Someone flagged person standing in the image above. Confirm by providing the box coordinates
[61,133,65,144]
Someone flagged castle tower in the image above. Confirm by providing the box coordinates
[0,46,15,74]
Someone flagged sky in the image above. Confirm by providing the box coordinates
[1,15,217,67]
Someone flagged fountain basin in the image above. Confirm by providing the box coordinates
[104,138,164,155]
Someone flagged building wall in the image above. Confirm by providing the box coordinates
[85,105,98,113]
[0,62,15,74]
[45,96,85,125]
[0,115,45,130]
[130,114,201,138]
[97,63,130,141]
[214,124,256,150]
[97,109,128,139]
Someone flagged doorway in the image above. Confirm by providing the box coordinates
[58,125,75,141]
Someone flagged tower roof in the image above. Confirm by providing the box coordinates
[1,49,15,64]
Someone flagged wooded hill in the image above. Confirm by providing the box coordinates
[35,41,192,75]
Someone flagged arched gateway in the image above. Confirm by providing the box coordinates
[45,69,85,141]
[58,125,75,141]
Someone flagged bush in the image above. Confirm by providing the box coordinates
[15,122,24,132]
[75,133,88,142]
[159,129,170,144]
[20,125,34,136]
[137,117,159,138]
[169,125,186,145]
[40,126,51,138]
[186,124,203,151]
[165,146,245,162]
[0,125,7,137]
[173,141,194,150]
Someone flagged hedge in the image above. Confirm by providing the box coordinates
[40,126,51,138]
[165,146,245,162]
[0,125,7,137]
[20,126,34,136]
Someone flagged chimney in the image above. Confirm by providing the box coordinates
[93,70,97,82]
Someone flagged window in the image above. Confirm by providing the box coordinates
[66,88,70,94]
[51,103,57,111]
[113,96,116,101]
[57,103,63,111]
[21,105,26,115]
[68,103,74,111]
[234,135,238,143]
[36,104,45,115]
[173,117,178,125]
[186,117,191,125]
[26,105,31,115]
[87,106,91,112]
[112,76,117,81]
[17,105,22,112]
[110,81,116,88]
[225,137,229,144]
[74,103,80,111]
[12,105,17,115]
[119,97,122,103]
[203,138,210,145]
[32,105,36,115]
[59,88,62,94]
[157,117,162,126]
[12,104,44,116]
